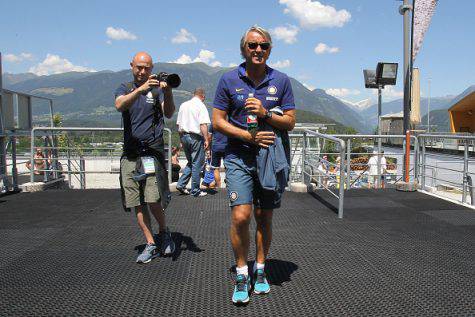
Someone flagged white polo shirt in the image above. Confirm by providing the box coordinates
[176,96,211,136]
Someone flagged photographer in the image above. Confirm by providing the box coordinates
[114,51,176,264]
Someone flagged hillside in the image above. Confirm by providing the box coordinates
[3,62,368,132]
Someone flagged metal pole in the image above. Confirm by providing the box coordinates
[462,142,468,204]
[346,138,351,190]
[0,52,6,179]
[30,129,35,183]
[165,128,172,183]
[338,140,346,219]
[400,0,413,177]
[405,131,411,182]
[301,132,306,183]
[11,135,18,190]
[67,136,72,187]
[80,155,85,189]
[43,137,49,182]
[413,136,419,184]
[421,137,426,190]
[377,86,382,188]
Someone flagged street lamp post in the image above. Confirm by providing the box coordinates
[363,63,398,188]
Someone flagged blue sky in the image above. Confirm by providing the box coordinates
[1,0,474,103]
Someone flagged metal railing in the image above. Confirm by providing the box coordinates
[30,127,172,189]
[301,130,346,218]
[418,133,475,207]
[289,133,419,191]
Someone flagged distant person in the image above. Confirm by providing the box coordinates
[176,88,211,197]
[171,146,181,183]
[26,148,46,175]
[209,123,227,188]
[212,26,296,304]
[114,51,176,264]
[367,150,387,189]
[317,155,329,188]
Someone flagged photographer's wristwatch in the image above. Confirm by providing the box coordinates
[264,110,273,120]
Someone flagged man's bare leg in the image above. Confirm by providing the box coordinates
[214,168,221,188]
[230,204,252,268]
[254,208,273,265]
[135,205,154,245]
[148,202,166,232]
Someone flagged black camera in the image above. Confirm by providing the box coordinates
[153,72,181,88]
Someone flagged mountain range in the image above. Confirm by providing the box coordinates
[2,63,471,133]
[2,62,369,132]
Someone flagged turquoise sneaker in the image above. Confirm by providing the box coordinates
[232,274,250,304]
[253,269,270,294]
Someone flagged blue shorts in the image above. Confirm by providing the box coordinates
[224,156,282,209]
[211,150,225,168]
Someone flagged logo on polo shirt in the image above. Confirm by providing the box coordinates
[267,86,277,95]
[235,88,244,92]
[146,91,155,104]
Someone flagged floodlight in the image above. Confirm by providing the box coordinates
[376,62,398,86]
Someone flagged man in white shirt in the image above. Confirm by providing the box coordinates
[176,88,211,197]
[367,150,387,189]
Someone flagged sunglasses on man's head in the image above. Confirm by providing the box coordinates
[247,42,271,50]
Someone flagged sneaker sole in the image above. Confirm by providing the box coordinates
[232,297,250,305]
[253,288,270,294]
[136,253,159,264]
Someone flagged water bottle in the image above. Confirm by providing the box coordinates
[246,93,258,132]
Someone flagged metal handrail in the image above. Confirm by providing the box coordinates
[303,129,346,218]
[30,127,173,187]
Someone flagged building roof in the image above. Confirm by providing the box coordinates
[448,85,475,112]
[381,111,403,119]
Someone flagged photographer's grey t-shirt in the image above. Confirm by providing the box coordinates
[115,82,164,154]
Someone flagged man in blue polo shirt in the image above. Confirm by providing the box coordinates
[212,26,296,304]
[115,52,176,264]
[208,123,227,188]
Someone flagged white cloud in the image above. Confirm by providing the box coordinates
[269,59,291,69]
[372,86,404,100]
[105,26,137,41]
[279,0,351,29]
[194,49,216,64]
[170,49,222,67]
[314,43,340,54]
[325,88,360,97]
[4,52,34,63]
[28,54,96,76]
[270,25,299,44]
[171,28,197,44]
[303,83,316,91]
[172,54,193,64]
[106,40,112,45]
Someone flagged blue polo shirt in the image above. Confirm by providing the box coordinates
[209,124,227,152]
[213,62,295,158]
[115,82,164,154]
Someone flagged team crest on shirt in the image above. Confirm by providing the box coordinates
[146,91,155,104]
[267,86,277,95]
[230,191,238,202]
[237,95,244,101]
